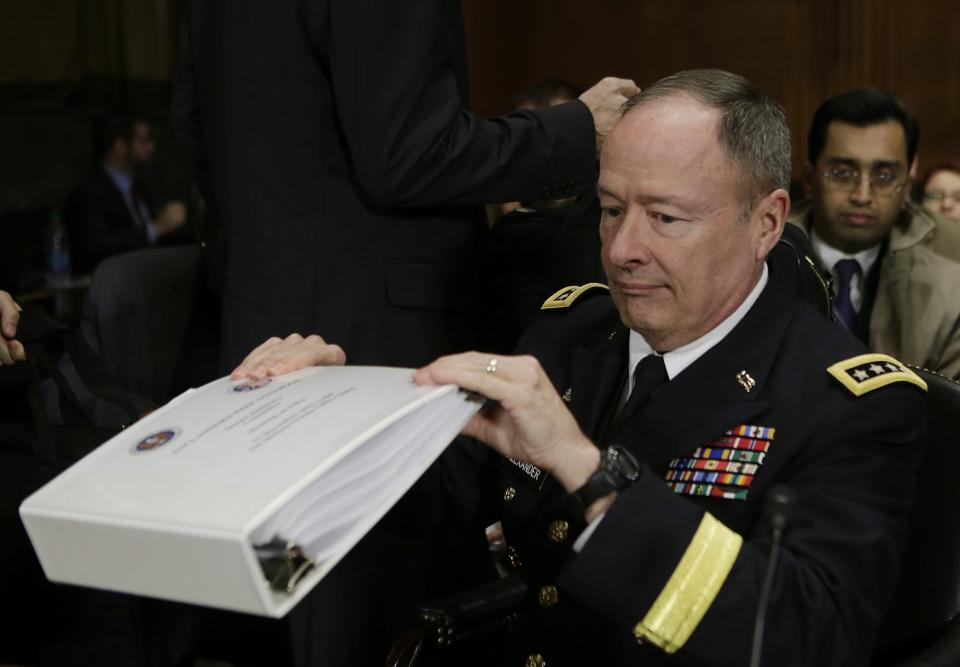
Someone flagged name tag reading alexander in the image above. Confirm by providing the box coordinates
[508,457,549,490]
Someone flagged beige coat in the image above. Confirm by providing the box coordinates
[790,203,960,379]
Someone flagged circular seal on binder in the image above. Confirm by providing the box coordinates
[230,377,272,393]
[132,428,180,453]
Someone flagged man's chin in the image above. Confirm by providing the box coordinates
[835,226,887,252]
[617,310,661,337]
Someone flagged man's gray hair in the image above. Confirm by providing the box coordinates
[622,69,791,204]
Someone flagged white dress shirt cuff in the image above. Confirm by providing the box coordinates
[573,511,606,552]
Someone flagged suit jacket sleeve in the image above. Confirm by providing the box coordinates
[557,384,925,666]
[304,0,597,208]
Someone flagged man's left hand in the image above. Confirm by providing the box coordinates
[413,352,599,493]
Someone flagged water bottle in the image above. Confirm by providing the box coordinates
[47,210,72,288]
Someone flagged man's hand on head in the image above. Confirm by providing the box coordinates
[579,77,640,157]
[231,333,346,380]
[413,351,600,493]
[0,290,25,365]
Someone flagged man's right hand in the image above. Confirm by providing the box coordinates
[231,333,346,380]
[0,290,25,365]
[579,76,640,156]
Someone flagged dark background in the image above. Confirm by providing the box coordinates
[1,0,958,234]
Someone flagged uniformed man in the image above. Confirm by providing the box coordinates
[236,69,926,666]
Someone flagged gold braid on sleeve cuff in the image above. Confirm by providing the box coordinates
[634,513,742,653]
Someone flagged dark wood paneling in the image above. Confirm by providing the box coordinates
[1,1,958,183]
[463,0,960,175]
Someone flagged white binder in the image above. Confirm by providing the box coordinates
[20,365,479,617]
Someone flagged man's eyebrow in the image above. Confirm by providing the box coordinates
[597,183,620,199]
[825,156,903,169]
[597,183,686,205]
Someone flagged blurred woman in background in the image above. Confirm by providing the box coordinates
[920,163,960,220]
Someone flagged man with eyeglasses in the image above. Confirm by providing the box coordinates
[790,89,960,379]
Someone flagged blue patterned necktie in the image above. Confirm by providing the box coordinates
[833,258,861,331]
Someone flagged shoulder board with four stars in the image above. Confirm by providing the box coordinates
[827,353,927,396]
[541,283,609,310]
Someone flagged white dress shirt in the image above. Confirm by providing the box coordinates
[104,166,158,243]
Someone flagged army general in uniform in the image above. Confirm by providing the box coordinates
[237,70,927,666]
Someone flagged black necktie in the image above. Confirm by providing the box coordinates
[611,354,668,432]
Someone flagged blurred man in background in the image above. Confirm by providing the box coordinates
[65,112,189,273]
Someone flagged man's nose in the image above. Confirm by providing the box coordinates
[849,174,873,204]
[605,213,652,265]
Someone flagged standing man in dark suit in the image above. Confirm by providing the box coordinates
[65,113,188,273]
[170,0,635,373]
[171,2,635,664]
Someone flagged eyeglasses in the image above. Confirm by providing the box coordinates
[819,165,906,198]
[923,191,960,205]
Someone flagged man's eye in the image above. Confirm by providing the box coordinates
[651,212,679,224]
[602,207,623,219]
[872,170,896,184]
[830,167,856,181]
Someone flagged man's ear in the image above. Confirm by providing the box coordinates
[754,188,790,262]
[902,155,919,211]
[909,153,919,180]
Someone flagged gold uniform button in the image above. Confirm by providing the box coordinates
[547,519,569,543]
[503,486,517,501]
[507,546,523,569]
[538,585,559,608]
[526,654,546,667]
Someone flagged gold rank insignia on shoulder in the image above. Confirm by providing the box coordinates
[827,353,928,396]
[541,282,609,310]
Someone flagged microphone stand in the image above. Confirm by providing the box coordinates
[750,486,795,667]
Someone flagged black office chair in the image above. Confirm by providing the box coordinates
[81,245,220,403]
[872,367,960,666]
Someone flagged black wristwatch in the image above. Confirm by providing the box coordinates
[572,446,642,508]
